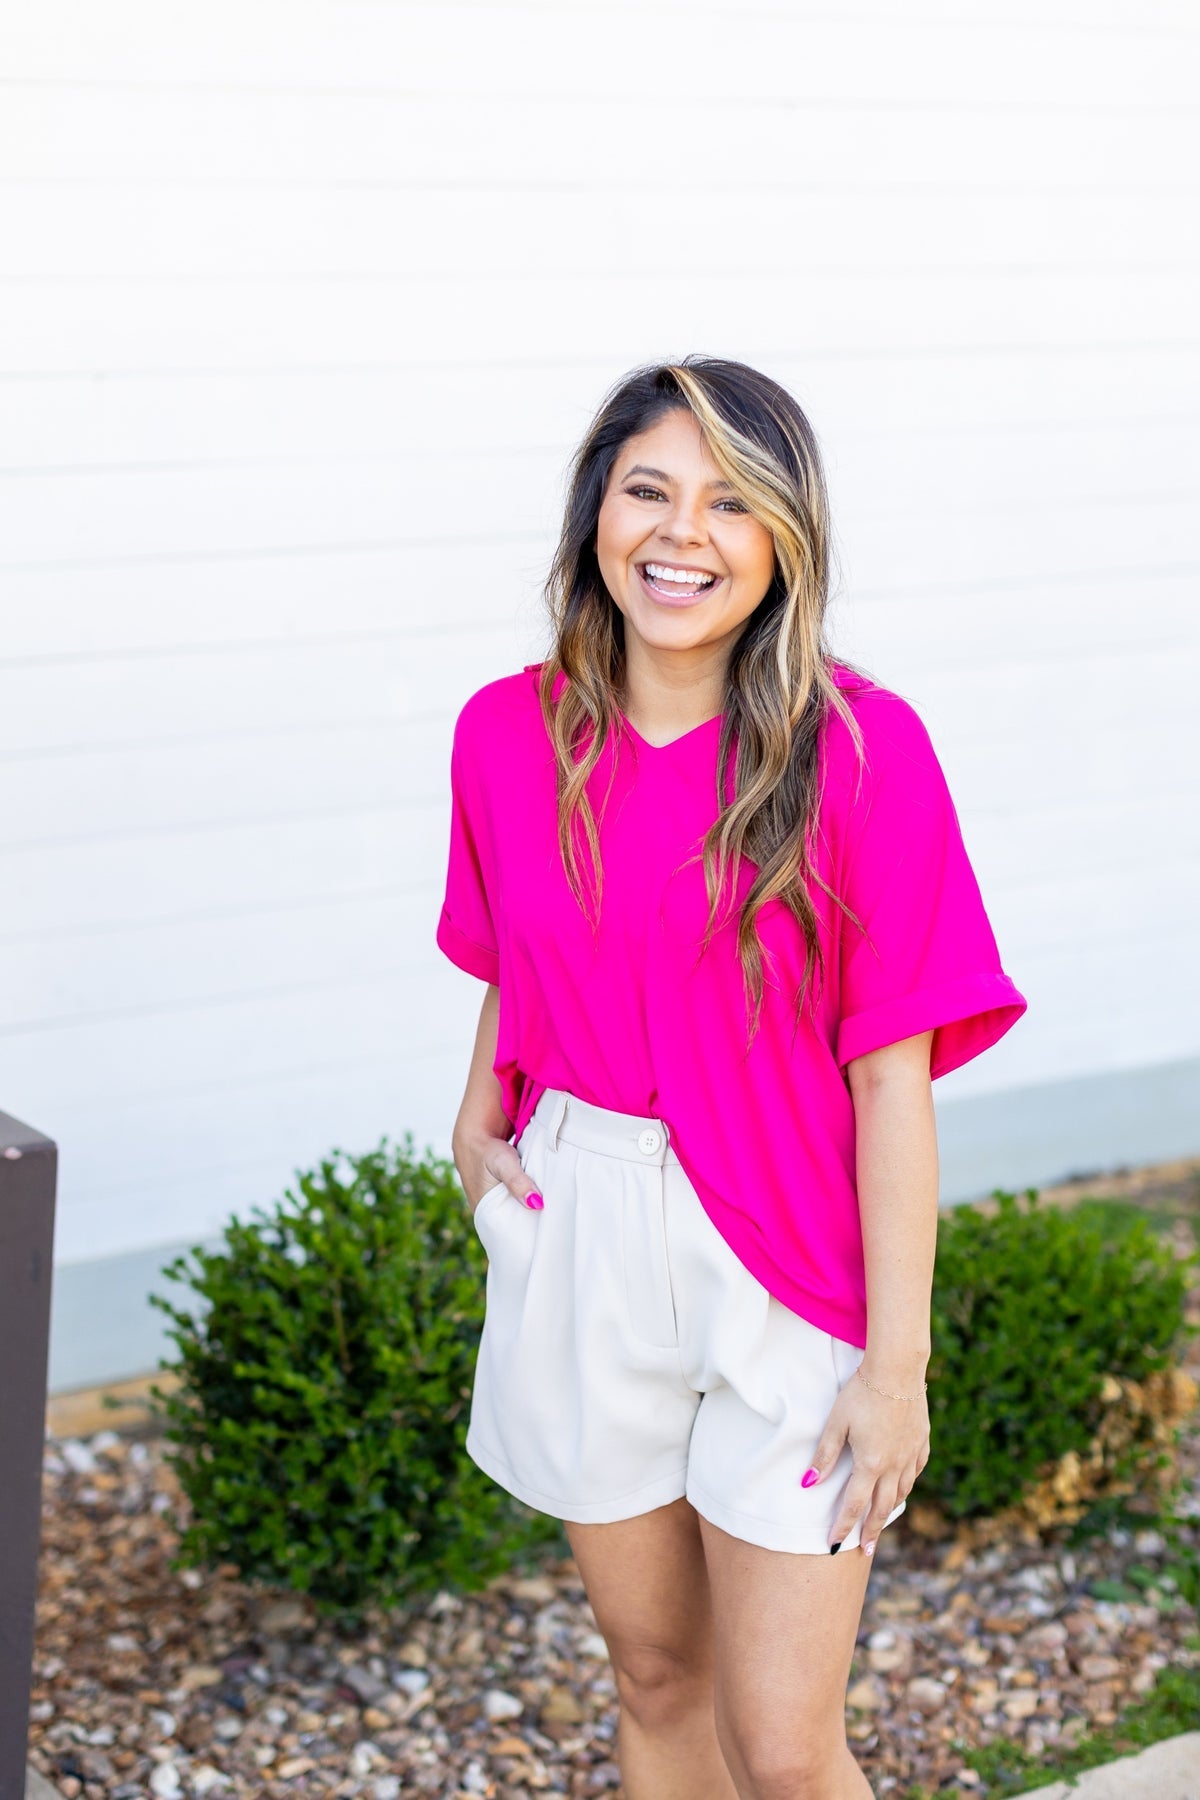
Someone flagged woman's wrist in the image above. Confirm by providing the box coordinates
[859,1343,931,1390]
[452,1112,513,1165]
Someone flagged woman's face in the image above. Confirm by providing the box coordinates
[595,408,777,664]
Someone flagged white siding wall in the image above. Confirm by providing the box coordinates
[1,2,1197,1383]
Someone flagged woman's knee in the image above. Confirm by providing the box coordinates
[610,1639,713,1729]
[719,1728,852,1800]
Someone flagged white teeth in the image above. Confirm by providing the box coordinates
[645,563,717,586]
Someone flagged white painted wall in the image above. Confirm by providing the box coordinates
[1,2,1197,1383]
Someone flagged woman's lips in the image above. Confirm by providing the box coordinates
[637,564,725,606]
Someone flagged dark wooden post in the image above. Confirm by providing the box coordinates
[0,1111,57,1800]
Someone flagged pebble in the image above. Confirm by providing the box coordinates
[256,1596,313,1635]
[393,1669,430,1696]
[341,1663,387,1703]
[482,1688,524,1721]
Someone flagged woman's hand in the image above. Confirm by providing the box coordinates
[803,1369,930,1554]
[462,1133,544,1213]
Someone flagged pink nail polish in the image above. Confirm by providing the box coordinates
[526,1192,544,1210]
[863,1540,876,1556]
[800,1468,820,1488]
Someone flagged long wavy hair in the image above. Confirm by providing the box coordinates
[537,355,871,1054]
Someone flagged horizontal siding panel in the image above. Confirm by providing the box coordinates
[5,268,1197,372]
[0,805,451,939]
[40,1036,478,1263]
[0,888,442,1024]
[0,712,460,846]
[5,350,1198,471]
[5,953,477,1115]
[3,187,1193,282]
[1,6,1195,101]
[5,91,1199,191]
[0,549,541,658]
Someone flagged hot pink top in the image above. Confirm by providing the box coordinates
[437,659,1027,1347]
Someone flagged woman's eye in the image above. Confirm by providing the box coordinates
[626,485,664,501]
[716,497,749,513]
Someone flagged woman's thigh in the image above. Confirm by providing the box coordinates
[565,1496,716,1684]
[699,1513,873,1764]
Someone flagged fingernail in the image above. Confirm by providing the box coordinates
[829,1540,842,1555]
[863,1540,876,1556]
[800,1467,820,1488]
[526,1192,544,1210]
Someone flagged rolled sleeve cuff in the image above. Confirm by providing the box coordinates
[836,971,1028,1080]
[436,905,500,985]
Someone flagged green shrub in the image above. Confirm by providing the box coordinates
[149,1133,563,1618]
[927,1187,1199,1522]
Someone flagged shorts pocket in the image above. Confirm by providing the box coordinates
[828,1331,864,1393]
[471,1178,510,1231]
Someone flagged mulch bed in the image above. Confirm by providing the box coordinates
[28,1161,1200,1799]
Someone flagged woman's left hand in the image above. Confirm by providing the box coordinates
[805,1369,931,1554]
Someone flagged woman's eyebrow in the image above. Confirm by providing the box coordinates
[620,463,733,490]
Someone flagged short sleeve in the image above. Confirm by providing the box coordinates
[834,695,1027,1080]
[435,713,501,985]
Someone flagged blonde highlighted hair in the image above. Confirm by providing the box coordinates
[537,355,870,1052]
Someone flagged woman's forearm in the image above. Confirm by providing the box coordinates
[450,983,513,1164]
[850,1040,939,1388]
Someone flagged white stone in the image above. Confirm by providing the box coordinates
[482,1689,523,1721]
[393,1669,430,1696]
[149,1765,183,1799]
[905,1676,948,1714]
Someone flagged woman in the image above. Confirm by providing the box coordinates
[436,357,1027,1799]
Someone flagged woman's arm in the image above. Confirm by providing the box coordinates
[450,985,542,1212]
[849,1028,939,1391]
[807,1028,936,1553]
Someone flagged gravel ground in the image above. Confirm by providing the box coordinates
[26,1408,1200,1800]
[29,1166,1200,1799]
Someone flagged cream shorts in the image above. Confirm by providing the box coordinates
[465,1086,906,1556]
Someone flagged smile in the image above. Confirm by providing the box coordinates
[638,562,723,602]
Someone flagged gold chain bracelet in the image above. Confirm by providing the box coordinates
[855,1367,928,1402]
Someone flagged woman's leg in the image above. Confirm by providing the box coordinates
[698,1514,877,1800]
[565,1497,740,1800]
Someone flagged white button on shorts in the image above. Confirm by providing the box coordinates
[465,1086,907,1556]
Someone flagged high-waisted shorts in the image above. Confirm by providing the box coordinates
[465,1086,906,1556]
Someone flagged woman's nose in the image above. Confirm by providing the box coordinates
[659,498,707,545]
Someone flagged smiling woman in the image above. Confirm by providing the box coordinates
[436,355,1027,1799]
[596,413,778,701]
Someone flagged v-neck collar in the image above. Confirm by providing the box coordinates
[618,709,724,753]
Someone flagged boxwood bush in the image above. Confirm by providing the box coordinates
[927,1186,1199,1524]
[149,1133,563,1617]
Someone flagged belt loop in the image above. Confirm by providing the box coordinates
[549,1089,569,1151]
